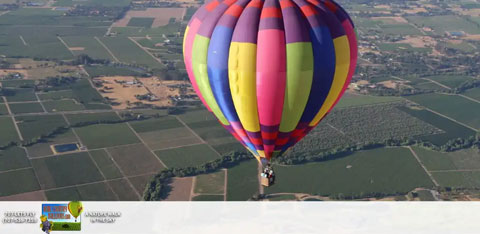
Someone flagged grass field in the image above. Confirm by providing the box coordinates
[98,37,161,68]
[423,75,475,89]
[407,15,480,34]
[138,127,201,150]
[226,159,258,201]
[265,147,434,197]
[3,88,37,102]
[8,102,44,114]
[25,129,78,158]
[51,222,81,231]
[38,90,75,100]
[43,100,86,112]
[192,195,224,201]
[16,114,68,142]
[65,112,120,126]
[154,144,221,168]
[108,178,140,201]
[46,182,118,201]
[413,147,480,171]
[379,24,423,35]
[0,79,35,88]
[432,172,480,189]
[0,147,29,172]
[127,18,154,28]
[0,104,7,115]
[107,143,165,177]
[405,93,480,130]
[194,170,225,194]
[83,65,146,77]
[411,146,457,171]
[378,43,432,53]
[31,152,104,189]
[53,0,131,7]
[464,88,480,101]
[129,116,183,133]
[62,36,113,60]
[0,117,20,144]
[398,106,477,145]
[0,168,41,197]
[89,149,123,180]
[74,123,140,149]
[335,93,402,109]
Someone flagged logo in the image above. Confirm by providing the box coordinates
[41,201,83,232]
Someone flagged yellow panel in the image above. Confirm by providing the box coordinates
[183,26,189,54]
[309,36,351,126]
[228,42,260,132]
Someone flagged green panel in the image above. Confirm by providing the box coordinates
[191,35,228,124]
[279,42,314,132]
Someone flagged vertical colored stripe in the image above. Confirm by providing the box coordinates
[191,35,229,125]
[309,35,350,126]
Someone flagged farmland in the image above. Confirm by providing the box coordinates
[1,0,480,202]
[266,148,435,197]
[405,93,480,130]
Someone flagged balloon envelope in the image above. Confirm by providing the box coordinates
[183,0,357,161]
[68,201,83,219]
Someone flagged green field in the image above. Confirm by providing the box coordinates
[38,90,75,100]
[407,15,480,34]
[378,43,432,53]
[379,24,423,35]
[398,106,476,145]
[65,112,120,126]
[432,172,480,189]
[98,37,161,68]
[0,117,20,144]
[405,93,480,130]
[464,88,480,101]
[74,123,140,149]
[192,195,224,201]
[266,147,434,197]
[423,75,475,89]
[31,152,104,189]
[194,170,225,194]
[413,147,480,171]
[0,147,30,172]
[107,143,165,177]
[0,104,8,115]
[51,222,81,231]
[43,100,86,112]
[226,159,258,201]
[138,127,201,150]
[46,182,118,201]
[3,88,37,102]
[9,102,44,114]
[154,144,221,168]
[108,178,140,201]
[0,168,41,197]
[89,149,123,180]
[127,18,154,28]
[0,79,35,88]
[53,0,131,7]
[411,146,457,171]
[83,65,146,77]
[25,129,78,158]
[335,93,402,109]
[62,36,113,60]
[16,114,68,142]
[129,116,183,133]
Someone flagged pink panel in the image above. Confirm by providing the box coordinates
[256,29,286,126]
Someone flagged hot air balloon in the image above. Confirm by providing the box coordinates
[68,201,83,222]
[183,0,357,185]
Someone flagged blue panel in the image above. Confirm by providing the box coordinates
[299,25,336,123]
[207,25,239,122]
